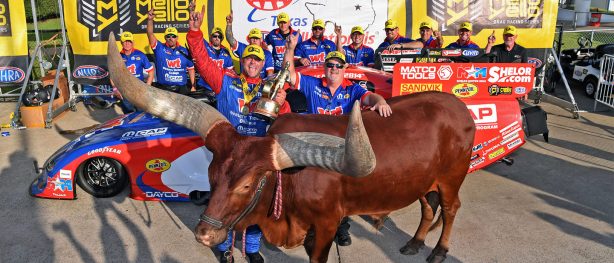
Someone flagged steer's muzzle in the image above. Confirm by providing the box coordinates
[194,221,228,247]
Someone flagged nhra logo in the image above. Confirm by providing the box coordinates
[462,49,480,57]
[73,65,109,79]
[146,159,171,172]
[0,67,25,83]
[452,83,478,98]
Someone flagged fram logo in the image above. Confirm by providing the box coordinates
[308,53,326,63]
[0,67,25,83]
[166,58,181,68]
[317,106,343,115]
[467,104,498,130]
[73,65,109,79]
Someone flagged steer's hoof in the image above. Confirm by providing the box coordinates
[426,246,448,263]
[400,239,424,255]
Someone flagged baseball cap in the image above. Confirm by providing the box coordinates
[211,27,223,36]
[248,28,262,39]
[164,27,178,36]
[459,22,472,31]
[419,22,433,29]
[325,51,346,64]
[312,19,325,29]
[503,25,518,36]
[277,12,289,23]
[120,31,133,42]
[385,19,398,29]
[242,44,265,60]
[351,26,365,35]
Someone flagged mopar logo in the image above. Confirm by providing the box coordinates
[73,65,109,79]
[0,67,25,83]
[462,50,479,57]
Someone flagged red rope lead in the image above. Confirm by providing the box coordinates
[242,229,247,258]
[273,170,283,220]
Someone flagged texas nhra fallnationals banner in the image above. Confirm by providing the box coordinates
[0,0,28,85]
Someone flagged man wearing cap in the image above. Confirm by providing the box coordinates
[334,25,375,67]
[147,9,195,94]
[225,10,274,78]
[378,19,423,50]
[485,25,527,63]
[445,22,480,49]
[416,22,443,48]
[265,12,303,72]
[295,19,337,66]
[194,26,234,91]
[116,31,154,113]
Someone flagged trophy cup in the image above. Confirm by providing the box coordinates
[253,62,290,121]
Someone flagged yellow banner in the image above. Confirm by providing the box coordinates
[0,0,27,57]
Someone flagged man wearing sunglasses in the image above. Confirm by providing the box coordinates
[194,27,234,91]
[225,10,274,78]
[264,12,303,72]
[334,25,375,67]
[377,19,423,50]
[295,19,337,66]
[147,9,195,95]
[445,22,480,49]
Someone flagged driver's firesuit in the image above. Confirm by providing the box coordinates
[187,28,290,255]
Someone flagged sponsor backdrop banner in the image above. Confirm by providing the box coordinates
[63,0,557,85]
[0,0,28,85]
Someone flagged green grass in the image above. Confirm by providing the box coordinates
[27,18,61,31]
[558,31,613,50]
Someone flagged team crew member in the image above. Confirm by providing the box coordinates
[146,9,195,94]
[115,31,154,113]
[334,25,375,67]
[225,10,274,78]
[445,22,480,49]
[188,6,290,262]
[485,25,528,63]
[295,19,337,66]
[416,22,443,48]
[378,19,423,50]
[195,27,234,91]
[265,12,302,72]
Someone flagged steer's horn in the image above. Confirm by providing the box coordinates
[272,101,376,177]
[107,33,228,138]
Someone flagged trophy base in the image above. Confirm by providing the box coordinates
[253,99,280,121]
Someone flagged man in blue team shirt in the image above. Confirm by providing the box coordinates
[377,19,423,50]
[265,12,302,72]
[295,19,336,66]
[115,31,154,113]
[283,33,391,245]
[334,25,375,67]
[445,22,480,49]
[146,9,195,95]
[225,10,273,78]
[195,27,234,91]
[387,21,444,50]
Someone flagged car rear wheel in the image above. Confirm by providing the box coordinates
[583,77,598,98]
[77,157,127,197]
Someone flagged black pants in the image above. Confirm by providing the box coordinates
[337,217,350,236]
[153,83,190,95]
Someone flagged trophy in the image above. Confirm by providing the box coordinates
[253,62,290,121]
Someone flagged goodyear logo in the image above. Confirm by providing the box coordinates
[0,66,25,83]
[146,159,171,172]
[73,65,109,79]
[488,147,505,160]
[400,83,443,95]
[452,83,478,98]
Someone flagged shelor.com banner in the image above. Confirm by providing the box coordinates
[0,0,28,85]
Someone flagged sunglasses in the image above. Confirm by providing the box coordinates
[211,34,222,39]
[165,35,177,39]
[385,28,396,32]
[312,27,324,31]
[325,62,344,69]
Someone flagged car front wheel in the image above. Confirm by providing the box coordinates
[77,157,127,197]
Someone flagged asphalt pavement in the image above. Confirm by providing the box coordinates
[0,95,612,263]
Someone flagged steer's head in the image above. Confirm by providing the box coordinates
[107,33,376,248]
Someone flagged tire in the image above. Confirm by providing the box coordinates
[77,157,128,197]
[544,71,559,93]
[583,77,598,98]
[189,191,211,206]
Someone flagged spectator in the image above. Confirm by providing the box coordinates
[225,10,274,78]
[115,31,154,113]
[445,22,480,49]
[416,22,443,48]
[334,25,375,67]
[485,25,528,63]
[194,27,234,91]
[378,19,423,50]
[265,12,303,72]
[295,19,337,66]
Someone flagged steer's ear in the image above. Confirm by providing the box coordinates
[271,101,376,177]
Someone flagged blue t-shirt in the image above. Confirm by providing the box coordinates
[445,40,480,49]
[151,40,194,86]
[121,49,153,81]
[377,36,414,50]
[295,38,337,65]
[295,73,370,115]
[342,45,375,66]
[216,75,269,136]
[232,42,274,78]
[265,28,302,71]
[197,40,234,90]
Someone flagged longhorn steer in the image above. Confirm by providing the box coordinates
[107,34,475,263]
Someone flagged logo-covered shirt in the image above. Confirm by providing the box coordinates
[265,28,302,71]
[295,38,337,65]
[446,39,480,49]
[232,42,274,78]
[216,76,269,136]
[377,35,414,50]
[121,49,153,81]
[151,40,194,86]
[197,40,234,90]
[342,45,375,66]
[295,73,371,115]
[417,36,441,48]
